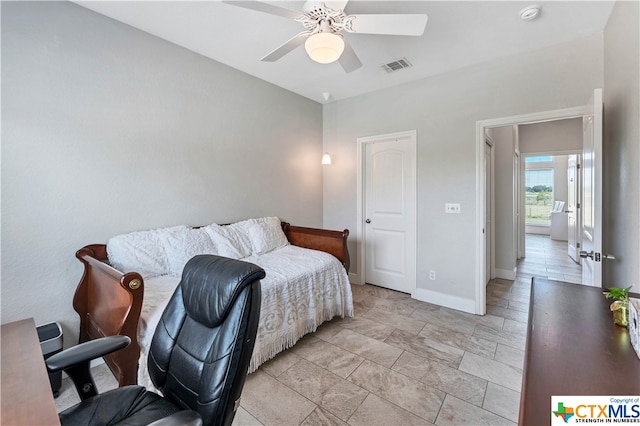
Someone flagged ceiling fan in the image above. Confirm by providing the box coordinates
[223,0,428,73]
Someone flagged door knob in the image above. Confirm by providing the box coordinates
[365,219,371,224]
[580,250,594,259]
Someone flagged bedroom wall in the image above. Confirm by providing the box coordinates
[492,126,517,279]
[518,118,583,154]
[603,0,640,293]
[1,1,323,343]
[323,32,605,310]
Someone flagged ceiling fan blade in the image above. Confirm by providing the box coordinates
[222,1,303,20]
[261,32,312,62]
[303,0,349,13]
[345,14,428,36]
[338,38,362,73]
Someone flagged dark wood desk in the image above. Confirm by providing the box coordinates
[1,318,61,425]
[519,278,640,425]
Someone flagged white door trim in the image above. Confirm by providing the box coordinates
[475,106,585,314]
[356,130,417,295]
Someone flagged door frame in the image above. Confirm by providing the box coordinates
[475,106,585,314]
[484,135,495,284]
[356,130,417,295]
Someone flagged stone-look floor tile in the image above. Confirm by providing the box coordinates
[392,352,488,407]
[347,394,434,426]
[507,299,530,313]
[292,335,364,378]
[486,305,530,324]
[493,343,525,371]
[361,307,426,334]
[277,359,368,421]
[351,300,371,317]
[300,408,349,426]
[487,295,510,308]
[350,283,398,301]
[410,307,476,335]
[419,323,497,359]
[473,324,526,351]
[259,349,301,377]
[348,360,445,422]
[349,284,372,303]
[241,370,317,426]
[458,352,523,392]
[360,295,418,317]
[318,379,369,421]
[385,329,464,369]
[314,321,346,342]
[329,328,403,368]
[277,359,342,403]
[503,318,528,335]
[435,395,516,425]
[232,407,264,426]
[339,316,395,341]
[482,382,520,423]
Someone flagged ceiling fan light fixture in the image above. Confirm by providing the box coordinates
[304,32,345,64]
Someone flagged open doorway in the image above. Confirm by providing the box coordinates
[487,120,583,285]
[475,89,604,314]
[479,116,585,313]
[519,153,582,284]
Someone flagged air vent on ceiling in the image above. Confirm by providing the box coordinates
[381,57,413,73]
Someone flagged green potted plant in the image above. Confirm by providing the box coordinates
[603,286,632,327]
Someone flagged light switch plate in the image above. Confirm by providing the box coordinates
[445,203,461,214]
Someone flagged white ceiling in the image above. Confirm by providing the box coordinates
[74,1,615,104]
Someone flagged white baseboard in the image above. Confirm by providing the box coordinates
[495,267,517,280]
[413,288,476,314]
[349,272,363,285]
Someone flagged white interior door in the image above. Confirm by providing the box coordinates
[364,134,416,294]
[580,88,603,287]
[567,154,581,263]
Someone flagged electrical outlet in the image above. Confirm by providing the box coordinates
[429,270,436,280]
[445,203,461,214]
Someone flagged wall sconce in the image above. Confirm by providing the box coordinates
[321,152,332,165]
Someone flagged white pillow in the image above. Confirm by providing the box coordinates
[247,217,289,255]
[107,225,187,278]
[203,223,252,259]
[160,227,218,276]
[225,219,255,257]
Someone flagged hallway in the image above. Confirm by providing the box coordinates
[516,234,582,284]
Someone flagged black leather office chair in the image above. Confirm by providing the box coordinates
[47,255,264,426]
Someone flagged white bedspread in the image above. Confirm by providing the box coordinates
[137,245,353,389]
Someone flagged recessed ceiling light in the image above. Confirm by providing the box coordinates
[520,5,541,21]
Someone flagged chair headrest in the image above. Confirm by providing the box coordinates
[180,255,265,328]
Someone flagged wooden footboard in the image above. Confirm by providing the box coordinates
[73,245,143,386]
[73,223,349,386]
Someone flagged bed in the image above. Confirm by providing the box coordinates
[73,219,353,387]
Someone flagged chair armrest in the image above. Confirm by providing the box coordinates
[46,336,131,373]
[146,410,203,426]
[45,335,130,401]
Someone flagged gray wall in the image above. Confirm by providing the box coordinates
[603,0,640,293]
[519,118,583,154]
[492,126,517,278]
[323,33,605,308]
[1,1,323,343]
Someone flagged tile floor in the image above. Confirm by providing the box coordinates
[54,234,581,425]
